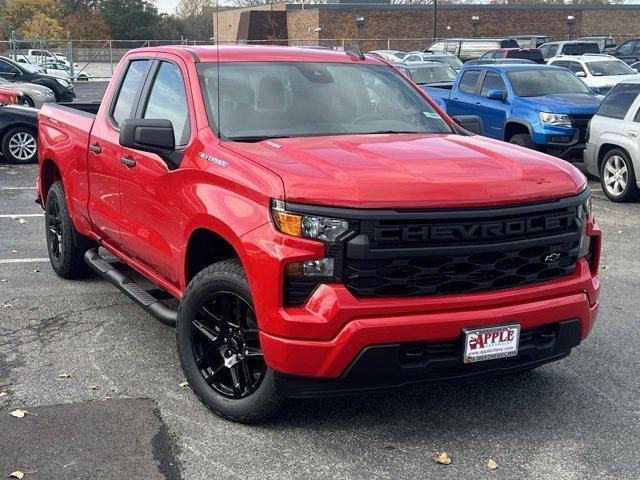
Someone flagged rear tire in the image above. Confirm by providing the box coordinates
[45,181,92,279]
[176,259,283,423]
[509,133,538,151]
[599,148,640,203]
[2,126,37,164]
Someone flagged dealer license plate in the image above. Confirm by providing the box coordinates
[463,324,520,363]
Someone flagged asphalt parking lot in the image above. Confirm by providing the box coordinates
[1,84,640,479]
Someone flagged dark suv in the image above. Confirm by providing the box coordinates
[477,48,545,64]
[426,38,519,62]
[0,56,74,102]
[610,38,640,65]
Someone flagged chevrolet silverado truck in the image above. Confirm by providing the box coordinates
[37,46,602,423]
[423,64,601,160]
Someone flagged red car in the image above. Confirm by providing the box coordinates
[0,86,23,105]
[478,48,546,64]
[37,45,601,422]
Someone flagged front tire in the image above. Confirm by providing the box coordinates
[176,259,283,423]
[45,181,92,279]
[2,126,37,164]
[509,133,538,151]
[600,148,639,202]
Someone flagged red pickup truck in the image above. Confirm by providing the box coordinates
[37,45,601,423]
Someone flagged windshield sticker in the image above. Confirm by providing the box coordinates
[423,112,441,119]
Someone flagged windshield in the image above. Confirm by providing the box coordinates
[198,62,451,141]
[507,69,592,96]
[407,64,457,84]
[437,56,463,70]
[586,60,635,76]
[563,43,600,55]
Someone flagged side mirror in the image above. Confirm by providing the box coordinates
[119,118,175,155]
[575,71,586,77]
[486,89,505,101]
[452,115,483,135]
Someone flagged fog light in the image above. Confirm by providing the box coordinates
[286,258,334,277]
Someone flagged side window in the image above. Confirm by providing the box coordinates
[617,41,634,55]
[597,83,640,120]
[634,43,640,54]
[445,42,459,55]
[429,42,445,52]
[634,106,640,123]
[548,45,559,57]
[0,60,18,74]
[568,62,586,75]
[539,45,549,58]
[551,60,569,69]
[112,60,150,127]
[480,72,506,97]
[407,55,420,62]
[458,70,481,94]
[143,61,191,147]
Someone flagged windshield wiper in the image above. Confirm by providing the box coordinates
[227,135,292,143]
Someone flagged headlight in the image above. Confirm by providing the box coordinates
[55,78,70,87]
[539,112,572,127]
[577,195,593,258]
[271,199,349,242]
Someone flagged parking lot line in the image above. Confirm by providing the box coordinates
[0,213,44,218]
[0,258,49,264]
[0,186,36,190]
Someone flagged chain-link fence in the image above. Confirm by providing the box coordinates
[2,34,639,82]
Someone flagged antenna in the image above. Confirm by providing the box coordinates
[215,0,221,139]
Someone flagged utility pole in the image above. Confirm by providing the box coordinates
[432,0,438,42]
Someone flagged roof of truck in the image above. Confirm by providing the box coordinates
[464,63,565,72]
[129,44,388,65]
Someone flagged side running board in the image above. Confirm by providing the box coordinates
[84,248,177,327]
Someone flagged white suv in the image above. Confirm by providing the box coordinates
[584,81,640,202]
[548,55,640,95]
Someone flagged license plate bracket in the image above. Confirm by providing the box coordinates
[463,324,520,363]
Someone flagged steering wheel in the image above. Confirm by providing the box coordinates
[351,112,386,124]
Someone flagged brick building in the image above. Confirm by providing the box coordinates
[214,2,640,52]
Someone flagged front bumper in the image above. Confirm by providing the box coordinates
[238,218,601,390]
[532,124,587,161]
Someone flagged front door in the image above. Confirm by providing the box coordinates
[476,71,508,139]
[118,57,193,287]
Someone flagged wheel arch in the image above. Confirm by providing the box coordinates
[0,121,37,141]
[597,142,631,173]
[504,121,532,141]
[184,226,243,286]
[40,157,62,205]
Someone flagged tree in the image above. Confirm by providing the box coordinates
[175,0,213,41]
[1,0,62,35]
[21,11,64,39]
[63,4,110,40]
[97,0,164,40]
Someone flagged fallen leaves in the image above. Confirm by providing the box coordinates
[58,373,71,379]
[33,269,40,274]
[9,471,24,479]
[88,385,98,391]
[9,216,27,224]
[179,381,189,388]
[487,458,499,470]
[434,452,452,465]
[0,391,8,397]
[10,409,29,418]
[3,303,11,308]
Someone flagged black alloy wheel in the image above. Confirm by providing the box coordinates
[191,291,266,399]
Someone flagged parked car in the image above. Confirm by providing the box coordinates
[478,48,545,64]
[36,45,600,422]
[0,103,38,163]
[509,35,550,49]
[466,58,537,66]
[394,61,457,88]
[539,41,601,61]
[0,76,56,108]
[0,56,74,102]
[425,38,520,62]
[0,87,24,105]
[403,51,463,71]
[548,55,640,96]
[584,81,640,202]
[15,49,72,68]
[575,36,616,53]
[368,50,407,62]
[609,38,640,65]
[422,64,601,160]
[41,61,91,81]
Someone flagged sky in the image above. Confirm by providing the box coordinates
[156,0,179,13]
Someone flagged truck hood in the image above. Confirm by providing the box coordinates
[224,133,586,209]
[518,93,601,115]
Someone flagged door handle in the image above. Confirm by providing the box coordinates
[89,143,102,154]
[475,102,482,106]
[120,156,136,168]
[628,131,638,138]
[452,97,460,101]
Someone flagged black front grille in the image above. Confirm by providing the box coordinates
[570,114,593,143]
[343,197,584,298]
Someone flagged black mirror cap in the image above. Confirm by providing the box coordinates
[119,118,175,154]
[452,115,483,135]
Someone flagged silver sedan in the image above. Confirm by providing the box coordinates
[0,77,56,108]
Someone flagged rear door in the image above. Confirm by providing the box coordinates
[448,69,483,118]
[87,56,153,249]
[118,56,193,287]
[476,71,508,139]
